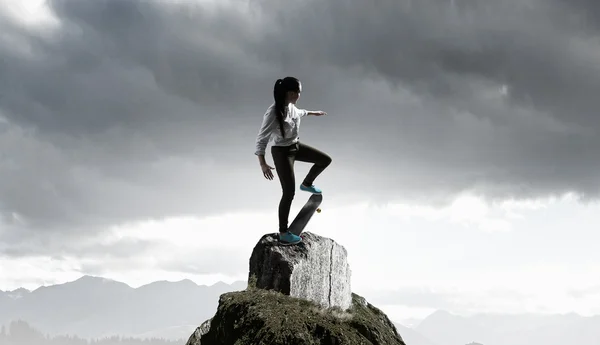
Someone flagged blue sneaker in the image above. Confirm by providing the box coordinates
[300,183,322,194]
[279,231,302,245]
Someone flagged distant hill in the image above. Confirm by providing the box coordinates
[415,309,600,345]
[1,276,440,343]
[0,319,180,345]
[3,276,600,345]
[0,275,246,339]
[393,323,439,345]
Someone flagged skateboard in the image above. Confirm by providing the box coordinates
[288,193,323,236]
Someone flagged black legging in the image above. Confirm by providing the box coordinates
[271,142,332,233]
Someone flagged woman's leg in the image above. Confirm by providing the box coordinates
[271,144,297,233]
[295,142,332,187]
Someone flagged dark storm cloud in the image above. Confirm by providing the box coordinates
[1,0,600,256]
[250,0,600,203]
[0,0,273,137]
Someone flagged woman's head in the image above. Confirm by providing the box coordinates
[274,76,302,105]
[272,76,302,138]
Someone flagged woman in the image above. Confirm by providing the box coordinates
[254,77,332,244]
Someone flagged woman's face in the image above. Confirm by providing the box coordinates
[289,83,302,104]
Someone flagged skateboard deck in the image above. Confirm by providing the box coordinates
[288,193,323,236]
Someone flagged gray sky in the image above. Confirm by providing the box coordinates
[1,0,600,322]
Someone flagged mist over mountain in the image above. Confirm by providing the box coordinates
[393,323,439,345]
[415,309,600,345]
[3,276,600,345]
[0,275,246,340]
[0,320,181,345]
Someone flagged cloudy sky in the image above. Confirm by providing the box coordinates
[1,0,600,323]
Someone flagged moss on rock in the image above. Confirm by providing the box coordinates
[197,286,406,345]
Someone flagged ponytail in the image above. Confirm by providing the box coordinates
[273,79,286,138]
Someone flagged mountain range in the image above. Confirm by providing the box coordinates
[2,276,600,345]
[412,309,600,345]
[0,276,246,340]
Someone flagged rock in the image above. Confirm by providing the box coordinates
[192,288,406,345]
[185,231,406,345]
[185,318,211,345]
[248,231,352,311]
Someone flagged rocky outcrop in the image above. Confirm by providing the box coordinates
[185,231,406,345]
[248,232,352,310]
[186,318,211,345]
[187,288,406,345]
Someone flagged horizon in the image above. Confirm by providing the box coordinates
[2,274,599,321]
[0,274,247,291]
[2,0,600,337]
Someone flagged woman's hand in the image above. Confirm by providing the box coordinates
[261,163,275,180]
[311,111,327,116]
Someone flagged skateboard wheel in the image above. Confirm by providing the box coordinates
[316,208,321,213]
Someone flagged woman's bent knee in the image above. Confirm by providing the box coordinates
[282,189,295,200]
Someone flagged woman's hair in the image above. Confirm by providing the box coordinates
[273,76,301,138]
